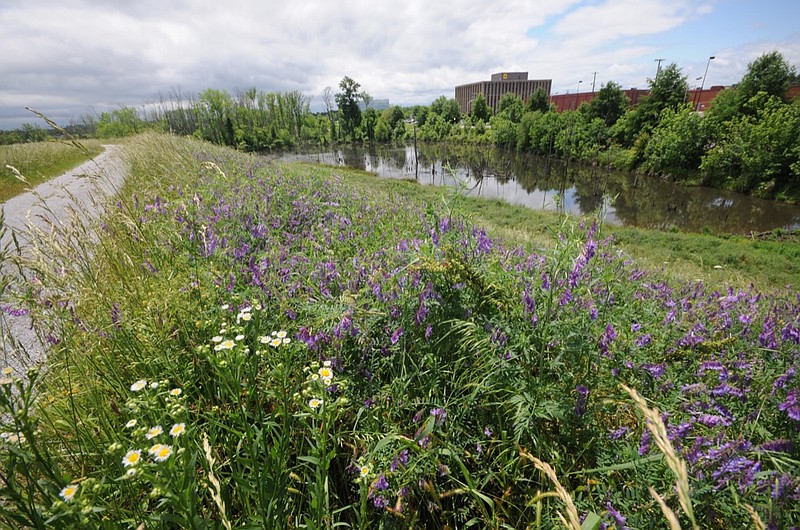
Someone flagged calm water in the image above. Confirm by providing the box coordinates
[279,143,800,234]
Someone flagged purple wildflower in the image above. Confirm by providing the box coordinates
[606,502,628,529]
[430,407,447,426]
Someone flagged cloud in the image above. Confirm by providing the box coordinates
[0,0,797,129]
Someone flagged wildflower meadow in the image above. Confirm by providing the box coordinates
[0,133,797,529]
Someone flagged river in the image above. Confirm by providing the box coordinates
[279,143,800,234]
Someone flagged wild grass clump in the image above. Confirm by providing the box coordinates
[0,132,798,528]
[0,140,104,202]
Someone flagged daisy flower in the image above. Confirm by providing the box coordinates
[258,336,269,344]
[169,388,182,397]
[59,484,78,502]
[318,367,333,380]
[149,381,159,389]
[125,419,137,428]
[270,338,282,347]
[211,336,223,343]
[309,398,323,409]
[1,367,12,375]
[122,449,142,467]
[359,465,370,478]
[130,380,147,392]
[151,444,173,462]
[276,330,288,339]
[219,340,235,350]
[0,377,12,385]
[282,338,291,344]
[169,423,186,437]
[145,425,163,439]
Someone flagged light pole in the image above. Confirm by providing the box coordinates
[696,56,715,111]
[575,80,583,109]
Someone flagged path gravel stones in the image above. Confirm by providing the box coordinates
[1,145,126,371]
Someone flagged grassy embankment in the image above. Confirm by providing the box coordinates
[0,140,104,202]
[0,133,797,528]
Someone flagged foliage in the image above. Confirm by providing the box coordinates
[525,88,551,114]
[96,106,147,139]
[737,51,798,108]
[583,81,630,127]
[643,106,709,176]
[2,133,798,529]
[498,93,524,123]
[470,93,492,124]
[336,76,364,142]
[701,95,800,196]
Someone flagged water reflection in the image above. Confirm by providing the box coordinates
[278,144,800,234]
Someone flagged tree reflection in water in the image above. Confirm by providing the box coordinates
[279,144,800,234]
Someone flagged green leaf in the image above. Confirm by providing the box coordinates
[580,512,602,530]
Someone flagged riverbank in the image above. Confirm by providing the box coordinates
[1,133,795,528]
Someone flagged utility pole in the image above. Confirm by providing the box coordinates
[654,58,665,80]
[591,71,598,93]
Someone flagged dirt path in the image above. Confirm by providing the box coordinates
[0,145,127,371]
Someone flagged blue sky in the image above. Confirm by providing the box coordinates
[0,0,798,129]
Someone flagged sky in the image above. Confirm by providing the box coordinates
[1,0,799,130]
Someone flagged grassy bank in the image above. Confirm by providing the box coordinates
[340,168,799,291]
[1,133,798,528]
[0,140,104,202]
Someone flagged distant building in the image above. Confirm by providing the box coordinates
[455,72,552,114]
[359,99,391,111]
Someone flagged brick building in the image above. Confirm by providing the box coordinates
[549,84,800,113]
[455,72,551,114]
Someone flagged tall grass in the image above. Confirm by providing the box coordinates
[0,133,797,528]
[0,140,104,202]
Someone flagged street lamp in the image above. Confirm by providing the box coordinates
[696,56,715,111]
[575,80,583,109]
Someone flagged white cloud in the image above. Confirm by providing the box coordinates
[0,0,797,128]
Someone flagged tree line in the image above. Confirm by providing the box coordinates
[1,51,797,200]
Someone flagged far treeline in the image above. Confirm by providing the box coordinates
[2,51,798,201]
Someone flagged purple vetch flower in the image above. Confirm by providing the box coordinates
[390,449,409,472]
[374,474,389,491]
[638,429,651,455]
[695,413,732,428]
[759,439,793,453]
[430,407,447,426]
[634,334,652,347]
[574,385,589,417]
[609,426,630,440]
[1,305,30,317]
[111,303,122,329]
[425,324,433,340]
[390,327,404,345]
[605,502,629,529]
[778,390,800,421]
[642,363,666,379]
[772,367,795,393]
[372,496,389,508]
[484,426,493,437]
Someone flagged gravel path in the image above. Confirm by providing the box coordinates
[1,145,126,371]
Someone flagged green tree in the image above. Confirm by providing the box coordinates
[360,107,378,142]
[96,106,145,139]
[737,51,798,107]
[196,89,235,145]
[524,88,551,113]
[498,93,524,123]
[335,76,363,141]
[701,95,800,197]
[584,82,629,127]
[429,96,461,124]
[470,93,491,124]
[643,106,708,176]
[613,63,687,148]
